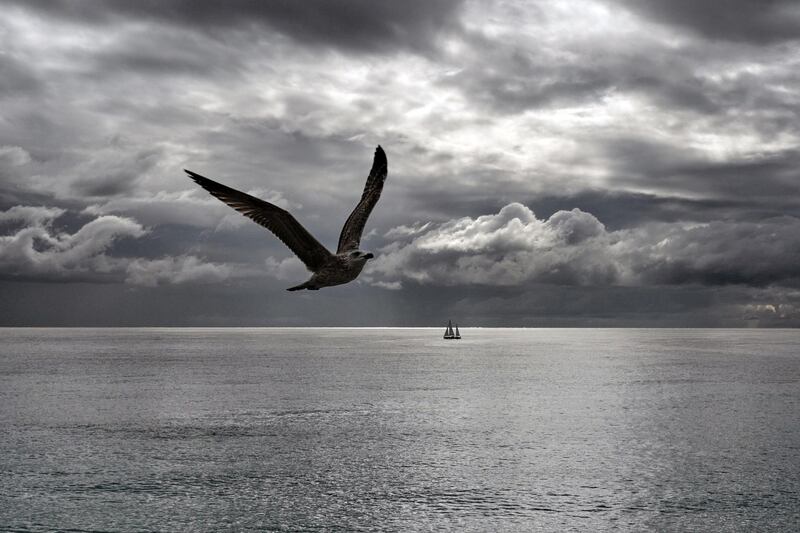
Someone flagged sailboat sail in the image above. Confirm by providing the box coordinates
[444,319,460,339]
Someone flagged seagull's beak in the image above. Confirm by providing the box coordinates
[364,253,374,260]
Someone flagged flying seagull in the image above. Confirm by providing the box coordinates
[185,146,387,291]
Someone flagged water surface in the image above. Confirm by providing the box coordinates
[1,328,798,531]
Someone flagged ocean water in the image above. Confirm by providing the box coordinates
[0,328,798,532]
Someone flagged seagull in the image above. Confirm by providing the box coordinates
[185,146,387,291]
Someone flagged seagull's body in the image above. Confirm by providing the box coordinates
[185,146,387,291]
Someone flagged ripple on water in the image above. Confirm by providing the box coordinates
[1,328,798,531]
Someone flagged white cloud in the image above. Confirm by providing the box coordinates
[264,255,308,280]
[384,221,432,239]
[0,205,64,225]
[0,205,242,285]
[370,203,618,286]
[370,202,800,288]
[0,206,146,280]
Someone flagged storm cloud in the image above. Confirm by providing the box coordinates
[611,0,800,44]
[1,0,799,326]
[5,0,465,54]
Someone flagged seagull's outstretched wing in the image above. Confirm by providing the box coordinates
[337,145,388,253]
[185,170,332,271]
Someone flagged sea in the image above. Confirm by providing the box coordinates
[1,328,798,532]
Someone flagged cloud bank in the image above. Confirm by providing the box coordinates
[2,0,799,325]
[370,203,800,289]
[0,205,236,286]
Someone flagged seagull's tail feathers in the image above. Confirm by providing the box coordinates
[287,281,317,291]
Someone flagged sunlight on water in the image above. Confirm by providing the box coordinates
[1,328,798,531]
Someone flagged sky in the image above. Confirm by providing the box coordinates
[1,0,800,327]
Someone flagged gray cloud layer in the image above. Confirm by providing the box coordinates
[612,0,800,43]
[1,0,799,325]
[7,0,465,54]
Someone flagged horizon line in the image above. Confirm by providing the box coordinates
[0,326,796,330]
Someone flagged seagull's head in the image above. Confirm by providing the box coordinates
[347,250,375,263]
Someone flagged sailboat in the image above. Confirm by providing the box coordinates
[443,320,461,340]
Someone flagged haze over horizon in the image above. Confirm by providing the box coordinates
[2,0,800,327]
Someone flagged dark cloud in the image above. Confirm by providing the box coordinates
[445,285,736,327]
[623,217,800,287]
[1,0,799,326]
[442,45,614,113]
[72,147,162,198]
[73,171,142,197]
[612,0,800,44]
[0,54,42,96]
[523,191,765,230]
[11,0,465,54]
[447,284,800,327]
[600,137,800,204]
[5,278,797,327]
[90,30,246,78]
